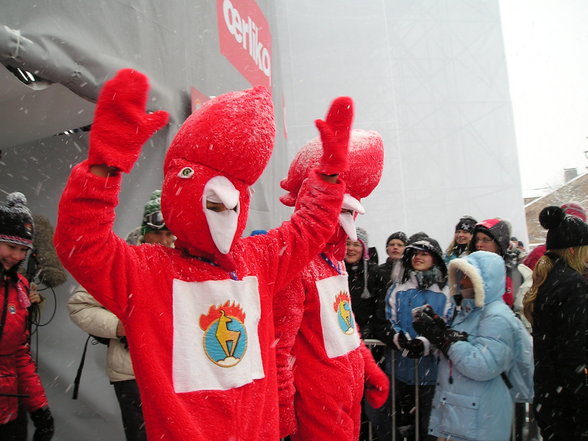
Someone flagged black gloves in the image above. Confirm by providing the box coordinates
[395,332,425,358]
[412,305,467,356]
[30,406,54,441]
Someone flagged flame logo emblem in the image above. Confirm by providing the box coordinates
[333,292,354,335]
[199,301,247,367]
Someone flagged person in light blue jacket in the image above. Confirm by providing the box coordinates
[413,251,520,441]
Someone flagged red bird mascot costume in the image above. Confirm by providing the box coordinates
[274,129,390,440]
[55,69,352,441]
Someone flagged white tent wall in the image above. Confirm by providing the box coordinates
[0,1,525,440]
[275,0,527,257]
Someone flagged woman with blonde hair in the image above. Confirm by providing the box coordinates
[523,205,588,441]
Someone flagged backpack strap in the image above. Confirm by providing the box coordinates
[72,335,92,400]
[501,371,513,389]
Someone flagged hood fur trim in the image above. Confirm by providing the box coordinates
[447,257,485,308]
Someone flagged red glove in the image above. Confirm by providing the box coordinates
[360,344,390,409]
[315,96,353,175]
[88,69,169,172]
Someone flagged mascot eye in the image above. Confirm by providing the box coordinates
[178,167,194,179]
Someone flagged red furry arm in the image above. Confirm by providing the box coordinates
[273,276,306,437]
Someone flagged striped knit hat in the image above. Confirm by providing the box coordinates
[0,192,34,249]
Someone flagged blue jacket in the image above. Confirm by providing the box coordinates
[386,273,452,385]
[428,251,518,441]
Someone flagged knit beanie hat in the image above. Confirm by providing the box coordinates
[356,227,369,260]
[469,218,511,256]
[455,215,477,233]
[539,206,588,250]
[140,190,168,236]
[0,192,34,249]
[560,202,586,222]
[386,231,407,246]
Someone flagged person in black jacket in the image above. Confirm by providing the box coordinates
[344,227,379,339]
[523,205,588,441]
[344,227,384,441]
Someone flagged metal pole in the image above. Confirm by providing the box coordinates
[414,359,420,441]
[391,349,396,441]
[511,402,516,441]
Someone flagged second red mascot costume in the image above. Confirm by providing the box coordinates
[55,69,352,441]
[274,129,390,440]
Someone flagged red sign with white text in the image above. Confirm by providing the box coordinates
[217,0,272,90]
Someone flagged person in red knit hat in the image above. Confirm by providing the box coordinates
[274,129,389,441]
[468,218,517,307]
[55,69,352,441]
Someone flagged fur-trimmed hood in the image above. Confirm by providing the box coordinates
[447,250,505,308]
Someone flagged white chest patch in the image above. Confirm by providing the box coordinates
[172,276,264,392]
[316,275,361,358]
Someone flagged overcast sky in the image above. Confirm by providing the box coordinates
[499,0,588,198]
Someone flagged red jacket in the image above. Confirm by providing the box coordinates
[0,271,48,424]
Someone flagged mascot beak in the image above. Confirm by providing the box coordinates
[339,194,364,241]
[203,176,241,254]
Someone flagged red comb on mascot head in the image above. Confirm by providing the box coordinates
[280,129,384,259]
[162,87,275,269]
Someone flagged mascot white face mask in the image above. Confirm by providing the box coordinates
[339,194,365,242]
[203,176,241,255]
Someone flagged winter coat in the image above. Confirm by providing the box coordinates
[55,164,344,441]
[372,257,404,298]
[0,270,48,424]
[531,256,588,437]
[344,258,378,337]
[274,251,381,441]
[369,258,404,344]
[385,273,452,385]
[68,286,135,382]
[428,251,517,441]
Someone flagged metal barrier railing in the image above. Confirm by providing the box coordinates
[362,339,541,441]
[280,338,540,441]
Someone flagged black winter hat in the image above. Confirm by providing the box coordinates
[455,215,477,233]
[469,218,511,256]
[0,192,34,249]
[386,231,407,246]
[539,206,588,250]
[403,236,447,277]
[407,231,429,245]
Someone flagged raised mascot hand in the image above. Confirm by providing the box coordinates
[88,69,169,173]
[315,96,354,175]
